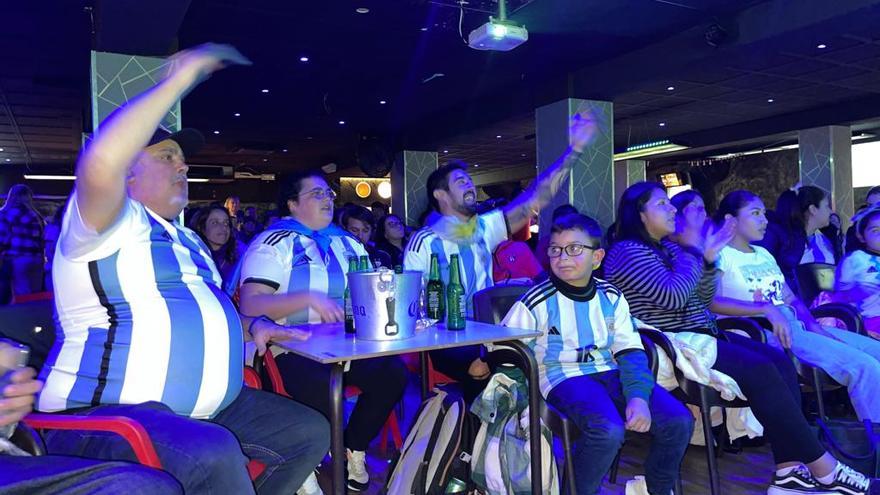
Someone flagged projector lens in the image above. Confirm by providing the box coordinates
[491,24,508,38]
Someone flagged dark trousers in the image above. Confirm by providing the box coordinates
[546,371,693,495]
[272,352,408,452]
[0,455,183,495]
[429,345,490,404]
[713,331,826,464]
[42,387,330,494]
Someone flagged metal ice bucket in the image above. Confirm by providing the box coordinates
[348,269,421,341]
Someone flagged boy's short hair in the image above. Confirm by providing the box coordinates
[550,213,604,247]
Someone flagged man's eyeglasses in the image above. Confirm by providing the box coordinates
[298,188,337,201]
[547,243,599,258]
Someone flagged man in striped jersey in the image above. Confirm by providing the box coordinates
[501,213,692,495]
[404,112,599,402]
[239,171,408,492]
[38,43,329,494]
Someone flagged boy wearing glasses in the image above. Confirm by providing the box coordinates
[501,213,692,495]
[239,170,408,492]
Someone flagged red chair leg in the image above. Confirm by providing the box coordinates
[378,411,403,455]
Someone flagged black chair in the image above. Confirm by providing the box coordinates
[639,326,755,495]
[472,284,677,495]
[796,263,836,308]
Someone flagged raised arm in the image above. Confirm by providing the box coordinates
[503,112,599,234]
[76,43,250,233]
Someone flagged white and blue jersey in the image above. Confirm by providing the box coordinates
[240,222,369,326]
[40,193,243,419]
[801,231,836,265]
[403,210,508,316]
[501,278,644,398]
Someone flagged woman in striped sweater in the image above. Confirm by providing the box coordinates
[604,183,863,495]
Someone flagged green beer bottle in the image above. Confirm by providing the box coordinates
[425,254,445,321]
[446,254,466,330]
[358,255,370,272]
[344,257,358,334]
[394,265,403,274]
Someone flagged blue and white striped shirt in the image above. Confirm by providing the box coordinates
[403,210,508,316]
[39,194,243,419]
[501,278,644,397]
[240,223,369,325]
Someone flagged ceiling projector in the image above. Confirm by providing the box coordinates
[468,18,528,51]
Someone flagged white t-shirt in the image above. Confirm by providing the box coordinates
[717,245,787,305]
[837,250,880,318]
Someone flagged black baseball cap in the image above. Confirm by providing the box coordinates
[147,128,205,158]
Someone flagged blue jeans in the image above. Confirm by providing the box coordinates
[0,455,182,495]
[546,371,693,495]
[762,309,880,423]
[42,387,330,494]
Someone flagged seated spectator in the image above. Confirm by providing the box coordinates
[711,190,880,428]
[191,204,245,285]
[535,203,580,272]
[492,239,544,283]
[0,184,45,298]
[835,204,880,337]
[503,213,692,495]
[341,204,391,268]
[37,43,329,494]
[845,186,880,254]
[239,170,407,492]
[758,186,837,298]
[370,200,388,224]
[1,367,183,494]
[43,203,66,292]
[605,183,879,495]
[375,213,406,267]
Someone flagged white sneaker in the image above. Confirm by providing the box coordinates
[296,471,323,495]
[625,475,675,495]
[817,463,880,495]
[346,449,370,492]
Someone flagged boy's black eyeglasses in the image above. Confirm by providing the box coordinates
[547,243,599,258]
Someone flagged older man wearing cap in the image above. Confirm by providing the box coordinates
[35,43,329,495]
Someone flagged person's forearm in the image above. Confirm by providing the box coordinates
[503,147,581,233]
[76,74,192,231]
[833,284,876,303]
[239,290,311,322]
[791,298,815,325]
[710,297,772,317]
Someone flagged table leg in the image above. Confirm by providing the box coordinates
[329,363,345,495]
[420,351,429,401]
[506,340,542,494]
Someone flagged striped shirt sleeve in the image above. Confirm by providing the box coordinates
[605,240,704,310]
[240,231,289,290]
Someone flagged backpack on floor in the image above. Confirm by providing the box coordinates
[385,388,479,495]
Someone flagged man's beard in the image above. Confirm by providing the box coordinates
[454,200,477,217]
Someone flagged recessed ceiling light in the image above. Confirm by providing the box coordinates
[767,98,775,103]
[4,159,9,162]
[0,148,4,152]
[379,100,387,105]
[299,56,309,62]
[473,164,480,168]
[306,136,314,140]
[356,7,369,14]
[659,122,666,127]
[282,149,288,153]
[496,135,502,139]
[261,89,269,93]
[521,153,526,157]
[420,27,428,32]
[213,130,220,135]
[234,112,241,117]
[262,158,268,162]
[817,43,827,49]
[338,120,346,125]
[443,150,449,153]
[666,86,675,91]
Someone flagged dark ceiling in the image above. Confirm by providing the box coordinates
[2,0,880,185]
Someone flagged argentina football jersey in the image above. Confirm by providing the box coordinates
[42,194,243,419]
[403,209,508,316]
[501,278,644,397]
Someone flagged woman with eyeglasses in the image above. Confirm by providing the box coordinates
[238,170,408,492]
[603,183,869,495]
[375,214,406,267]
[191,204,244,285]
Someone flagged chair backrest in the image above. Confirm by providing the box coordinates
[472,283,533,325]
[796,262,836,307]
[639,334,660,378]
[0,299,56,370]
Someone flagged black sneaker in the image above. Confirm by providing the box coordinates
[768,465,835,494]
[817,463,880,495]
